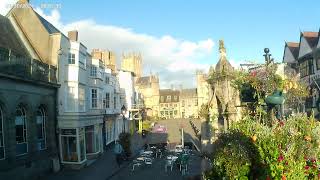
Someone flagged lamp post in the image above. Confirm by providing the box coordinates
[121,105,127,133]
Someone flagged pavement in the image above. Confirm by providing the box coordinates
[43,133,145,180]
[109,150,203,180]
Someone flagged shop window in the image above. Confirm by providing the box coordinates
[16,106,28,155]
[36,107,46,150]
[0,107,4,159]
[61,129,77,161]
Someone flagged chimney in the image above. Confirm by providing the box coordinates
[68,30,78,41]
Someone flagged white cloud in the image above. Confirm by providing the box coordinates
[0,0,18,15]
[3,4,215,88]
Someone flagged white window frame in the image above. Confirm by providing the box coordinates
[79,87,86,112]
[0,107,5,160]
[16,107,28,156]
[90,65,97,77]
[65,86,76,112]
[91,89,98,109]
[79,52,86,69]
[106,93,110,108]
[68,53,75,64]
[36,107,46,151]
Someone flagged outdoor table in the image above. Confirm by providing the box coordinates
[143,151,153,155]
[136,157,145,161]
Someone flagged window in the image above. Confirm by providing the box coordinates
[79,53,86,68]
[61,129,81,162]
[0,107,4,159]
[66,87,75,111]
[300,59,314,77]
[16,107,27,155]
[160,111,164,116]
[68,53,75,64]
[106,77,110,84]
[165,104,168,108]
[106,93,110,108]
[90,65,97,77]
[174,110,177,115]
[182,100,185,107]
[174,104,177,107]
[79,87,85,112]
[195,99,198,106]
[167,96,171,102]
[160,96,164,102]
[114,96,117,109]
[174,96,178,101]
[36,107,46,150]
[91,89,98,108]
[85,125,101,154]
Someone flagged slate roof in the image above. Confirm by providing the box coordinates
[159,89,180,103]
[34,11,61,34]
[180,88,197,97]
[0,15,29,56]
[136,76,152,85]
[286,42,300,61]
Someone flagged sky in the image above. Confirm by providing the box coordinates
[1,0,320,88]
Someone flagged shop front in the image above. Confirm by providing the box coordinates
[60,128,86,164]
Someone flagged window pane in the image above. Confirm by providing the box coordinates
[85,126,94,153]
[61,136,78,162]
[80,135,86,161]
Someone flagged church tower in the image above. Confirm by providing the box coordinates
[121,52,142,78]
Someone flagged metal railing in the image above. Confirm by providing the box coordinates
[0,48,57,83]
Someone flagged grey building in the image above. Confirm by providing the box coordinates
[0,14,60,180]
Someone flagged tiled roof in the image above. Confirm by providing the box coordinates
[302,31,319,49]
[0,15,29,56]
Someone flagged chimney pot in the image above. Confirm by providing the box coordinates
[68,30,78,41]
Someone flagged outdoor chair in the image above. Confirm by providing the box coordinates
[144,157,152,165]
[156,149,162,158]
[165,160,174,172]
[132,160,142,171]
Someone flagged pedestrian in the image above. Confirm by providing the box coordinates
[114,140,123,167]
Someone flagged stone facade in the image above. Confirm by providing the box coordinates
[158,89,180,119]
[0,6,60,179]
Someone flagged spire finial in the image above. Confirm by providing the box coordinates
[219,40,226,59]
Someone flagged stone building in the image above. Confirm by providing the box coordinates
[135,75,160,117]
[180,89,199,118]
[283,31,320,115]
[0,12,59,180]
[121,53,142,78]
[91,49,116,73]
[158,89,180,119]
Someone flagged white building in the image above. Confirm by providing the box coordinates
[57,31,103,167]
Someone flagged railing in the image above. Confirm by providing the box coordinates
[0,47,57,83]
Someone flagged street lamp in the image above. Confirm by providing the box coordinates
[121,105,127,133]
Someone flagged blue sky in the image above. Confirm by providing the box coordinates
[1,0,320,88]
[35,0,320,63]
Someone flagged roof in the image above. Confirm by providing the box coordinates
[0,15,29,56]
[286,42,300,61]
[34,11,61,34]
[215,58,233,72]
[302,31,319,49]
[180,88,197,97]
[159,89,180,103]
[136,76,158,85]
